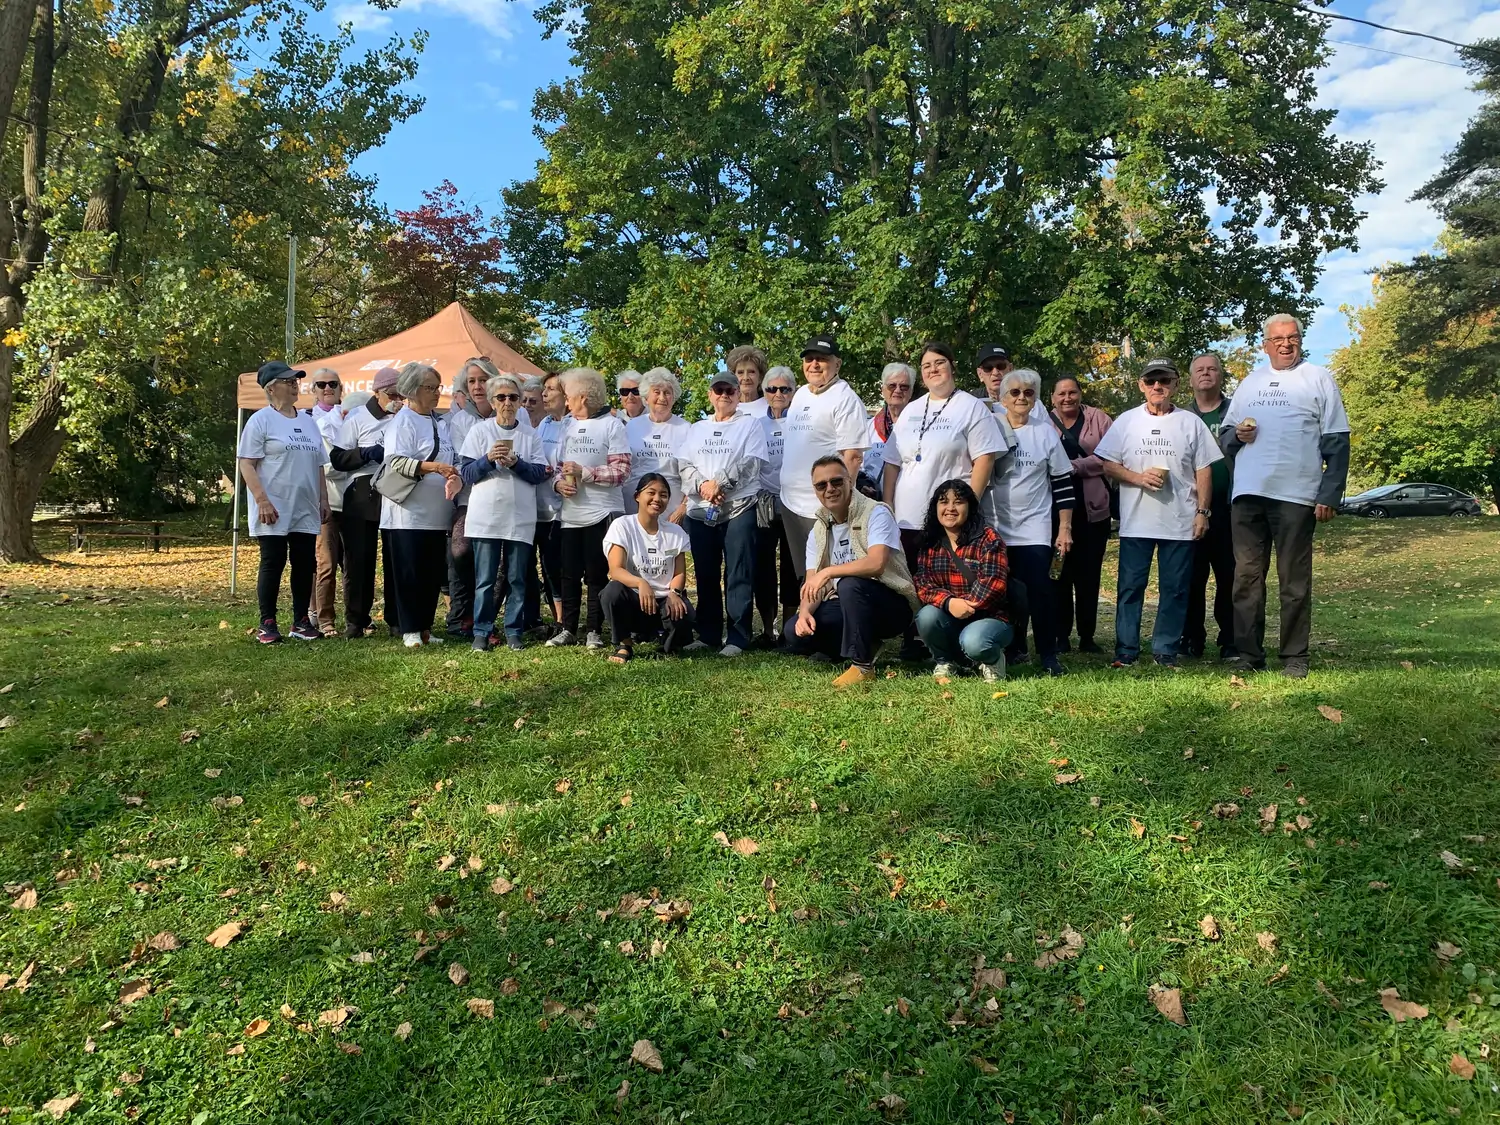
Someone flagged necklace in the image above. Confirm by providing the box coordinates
[913,394,954,463]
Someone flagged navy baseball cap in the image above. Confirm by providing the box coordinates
[1141,358,1180,381]
[975,344,1010,367]
[800,334,840,358]
[257,360,305,387]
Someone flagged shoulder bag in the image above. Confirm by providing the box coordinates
[374,415,440,504]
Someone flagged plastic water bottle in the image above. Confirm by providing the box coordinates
[704,502,720,526]
[1049,548,1065,581]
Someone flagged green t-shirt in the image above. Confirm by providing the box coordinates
[1191,399,1231,507]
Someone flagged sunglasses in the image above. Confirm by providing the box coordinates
[1006,388,1036,398]
[1142,376,1176,387]
[884,383,911,393]
[765,386,793,394]
[618,387,641,397]
[812,478,847,493]
[492,392,520,402]
[313,380,340,390]
[710,384,739,394]
[980,362,1009,373]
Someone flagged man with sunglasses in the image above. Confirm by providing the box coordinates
[443,359,500,638]
[329,367,404,637]
[1095,358,1222,669]
[976,343,1046,429]
[784,456,919,686]
[307,369,346,637]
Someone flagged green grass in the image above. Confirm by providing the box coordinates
[2,517,1498,1124]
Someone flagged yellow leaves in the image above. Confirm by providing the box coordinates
[465,997,494,1019]
[2,327,24,348]
[205,921,244,948]
[244,1018,271,1038]
[1450,1054,1477,1080]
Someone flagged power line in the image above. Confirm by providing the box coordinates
[1327,37,1468,69]
[1259,0,1500,60]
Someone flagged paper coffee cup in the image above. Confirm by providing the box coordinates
[496,438,513,456]
[1242,417,1257,429]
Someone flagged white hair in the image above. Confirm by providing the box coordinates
[341,390,372,415]
[638,366,681,400]
[457,357,500,394]
[561,367,609,413]
[614,368,642,391]
[311,366,341,384]
[999,367,1042,396]
[1262,313,1304,338]
[485,374,521,401]
[881,362,914,387]
[763,365,796,391]
[396,362,438,398]
[519,375,544,393]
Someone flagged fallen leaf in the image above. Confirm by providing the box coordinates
[466,997,495,1018]
[297,794,318,808]
[336,1042,361,1055]
[1228,674,1247,687]
[1211,802,1240,819]
[1435,941,1462,962]
[1054,772,1081,785]
[0,683,9,693]
[991,691,1007,699]
[1256,932,1279,953]
[712,831,731,848]
[731,837,759,856]
[487,875,515,896]
[43,1093,81,1118]
[553,778,571,793]
[1450,1054,1476,1080]
[872,1093,907,1117]
[11,887,37,910]
[500,977,519,995]
[896,996,911,1018]
[203,768,221,778]
[1129,818,1145,840]
[154,696,169,708]
[971,1055,998,1074]
[244,1018,271,1038]
[1440,850,1465,870]
[279,1003,297,1022]
[940,691,954,701]
[317,1005,355,1028]
[630,1038,665,1073]
[1148,984,1187,1026]
[1047,757,1069,767]
[971,954,1007,995]
[1378,987,1428,1022]
[1258,804,1278,833]
[615,1079,631,1108]
[1034,925,1085,969]
[541,998,566,1017]
[349,951,375,965]
[205,921,244,948]
[1368,880,1389,890]
[763,875,778,913]
[652,899,692,923]
[394,1021,413,1041]
[448,963,469,986]
[120,794,144,806]
[466,854,483,873]
[210,794,244,809]
[1198,915,1221,941]
[435,854,456,872]
[1400,660,1414,670]
[484,803,510,815]
[1088,795,1101,808]
[179,729,200,744]
[1315,980,1341,1009]
[1317,704,1342,723]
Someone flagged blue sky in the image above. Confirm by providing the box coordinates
[333,0,1500,365]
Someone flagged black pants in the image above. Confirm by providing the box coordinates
[560,516,614,636]
[445,508,475,635]
[753,507,800,635]
[387,528,448,635]
[783,577,913,667]
[1054,515,1110,647]
[1005,544,1061,661]
[601,580,696,652]
[781,509,818,579]
[525,520,562,629]
[1185,502,1235,655]
[256,533,316,624]
[1231,495,1317,664]
[340,479,397,633]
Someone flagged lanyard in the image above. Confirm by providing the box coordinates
[914,394,954,463]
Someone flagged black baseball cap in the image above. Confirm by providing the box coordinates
[1141,358,1180,381]
[257,360,305,387]
[800,334,840,358]
[975,344,1010,367]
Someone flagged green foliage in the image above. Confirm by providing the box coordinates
[506,0,1379,388]
[1332,272,1500,508]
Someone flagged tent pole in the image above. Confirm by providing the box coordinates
[230,405,245,596]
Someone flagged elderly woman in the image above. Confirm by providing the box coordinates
[729,344,770,419]
[531,372,568,633]
[622,366,690,520]
[444,358,499,639]
[1047,375,1113,654]
[679,371,768,656]
[753,365,800,645]
[380,362,461,648]
[458,373,550,652]
[601,474,697,662]
[238,360,330,643]
[329,367,402,637]
[545,367,631,648]
[520,375,546,428]
[860,362,914,498]
[914,480,1013,682]
[308,367,345,637]
[983,368,1075,676]
[615,369,645,419]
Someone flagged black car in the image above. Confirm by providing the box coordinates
[1339,483,1484,518]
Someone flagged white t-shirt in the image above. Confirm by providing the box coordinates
[623,413,690,516]
[535,415,566,523]
[460,420,544,543]
[379,408,456,532]
[338,404,393,485]
[861,416,891,488]
[884,390,1005,529]
[759,413,787,494]
[983,421,1072,547]
[806,501,904,571]
[312,406,347,513]
[603,514,691,597]
[680,413,768,517]
[447,408,486,508]
[1223,361,1350,507]
[737,397,771,420]
[1094,405,1223,540]
[238,406,328,538]
[559,413,630,528]
[780,379,871,518]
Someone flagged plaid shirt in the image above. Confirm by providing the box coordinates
[914,527,1009,619]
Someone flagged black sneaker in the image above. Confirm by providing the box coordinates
[1218,647,1241,663]
[1041,656,1067,677]
[1153,654,1178,669]
[507,636,525,652]
[289,619,321,641]
[1078,640,1104,655]
[1227,656,1267,675]
[256,618,282,644]
[1281,659,1309,680]
[344,623,368,640]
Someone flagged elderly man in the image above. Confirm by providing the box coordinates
[329,366,403,637]
[1183,352,1236,661]
[778,333,870,578]
[1221,315,1350,679]
[307,367,346,637]
[444,359,499,637]
[976,342,1046,427]
[1095,358,1222,668]
[783,456,918,686]
[615,370,645,419]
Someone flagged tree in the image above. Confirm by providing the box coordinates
[1332,271,1500,509]
[0,0,423,560]
[504,0,1380,391]
[1387,39,1500,397]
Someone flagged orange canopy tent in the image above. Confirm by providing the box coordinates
[234,301,547,411]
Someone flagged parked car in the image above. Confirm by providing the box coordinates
[1340,483,1484,518]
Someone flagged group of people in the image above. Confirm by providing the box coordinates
[236,313,1348,682]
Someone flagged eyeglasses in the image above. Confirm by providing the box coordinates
[1266,335,1301,345]
[493,392,520,402]
[270,377,298,386]
[1006,388,1036,399]
[618,387,641,397]
[812,478,847,493]
[418,382,440,392]
[884,383,911,393]
[765,386,793,394]
[312,380,340,390]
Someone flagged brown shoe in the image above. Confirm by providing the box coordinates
[832,665,877,688]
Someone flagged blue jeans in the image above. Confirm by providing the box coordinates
[915,604,1013,666]
[472,537,533,640]
[1114,536,1195,661]
[685,506,758,649]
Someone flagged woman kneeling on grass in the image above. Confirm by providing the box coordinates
[601,474,696,663]
[914,479,1013,682]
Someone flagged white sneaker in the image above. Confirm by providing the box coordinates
[585,631,605,650]
[402,632,423,648]
[932,662,958,679]
[979,658,1006,683]
[423,634,444,645]
[545,629,577,647]
[719,644,744,658]
[682,640,709,653]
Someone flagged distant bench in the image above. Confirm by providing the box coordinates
[60,520,194,553]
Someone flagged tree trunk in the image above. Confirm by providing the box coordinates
[0,355,63,562]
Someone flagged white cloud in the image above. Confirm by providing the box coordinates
[335,0,516,38]
[332,1,393,31]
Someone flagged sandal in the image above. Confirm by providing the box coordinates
[608,644,633,665]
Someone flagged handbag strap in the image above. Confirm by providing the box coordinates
[942,539,978,587]
[428,416,440,462]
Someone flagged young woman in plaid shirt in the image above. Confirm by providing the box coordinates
[913,480,1014,682]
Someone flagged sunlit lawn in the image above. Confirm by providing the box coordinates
[1,516,1498,1123]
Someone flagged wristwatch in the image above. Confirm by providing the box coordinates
[1196,508,1211,518]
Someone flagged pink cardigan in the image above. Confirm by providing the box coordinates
[1051,405,1113,524]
